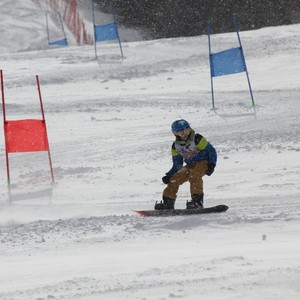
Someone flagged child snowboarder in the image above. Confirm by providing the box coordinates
[155,119,217,210]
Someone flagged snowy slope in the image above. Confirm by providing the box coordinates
[0,3,300,299]
[0,0,79,53]
[0,0,145,55]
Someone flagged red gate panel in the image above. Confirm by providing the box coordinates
[4,119,49,153]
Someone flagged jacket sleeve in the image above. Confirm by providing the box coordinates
[195,134,217,166]
[204,142,217,165]
[165,142,183,176]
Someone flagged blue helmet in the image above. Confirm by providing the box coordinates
[171,119,190,133]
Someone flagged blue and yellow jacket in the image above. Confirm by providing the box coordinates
[166,130,217,176]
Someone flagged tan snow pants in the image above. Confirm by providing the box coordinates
[163,160,208,200]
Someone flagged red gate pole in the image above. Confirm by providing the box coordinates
[36,75,55,183]
[1,70,11,185]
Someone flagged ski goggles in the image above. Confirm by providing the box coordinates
[173,127,190,136]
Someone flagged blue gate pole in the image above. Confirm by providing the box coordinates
[92,0,98,59]
[58,13,68,46]
[207,21,215,109]
[233,16,255,107]
[46,12,51,45]
[109,0,124,59]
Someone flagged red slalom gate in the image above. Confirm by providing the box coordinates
[1,70,54,184]
[45,0,93,45]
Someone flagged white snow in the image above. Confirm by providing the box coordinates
[0,1,300,300]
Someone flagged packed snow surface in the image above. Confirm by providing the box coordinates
[0,1,299,299]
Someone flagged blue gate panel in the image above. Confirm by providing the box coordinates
[210,47,246,77]
[49,38,68,46]
[95,22,118,42]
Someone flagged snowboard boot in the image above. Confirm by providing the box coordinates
[154,196,175,210]
[186,193,204,209]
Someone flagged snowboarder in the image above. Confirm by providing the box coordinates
[155,119,217,210]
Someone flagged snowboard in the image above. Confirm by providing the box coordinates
[133,204,229,217]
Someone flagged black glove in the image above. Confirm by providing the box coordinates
[162,175,171,184]
[206,164,215,176]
